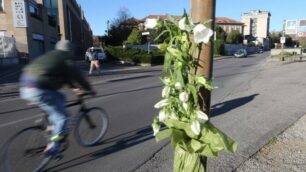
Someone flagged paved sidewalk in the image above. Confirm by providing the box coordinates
[237,114,306,172]
[136,60,306,172]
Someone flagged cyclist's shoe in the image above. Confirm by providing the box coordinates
[43,141,59,156]
[43,141,60,157]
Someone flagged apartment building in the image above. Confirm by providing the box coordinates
[241,10,271,45]
[0,0,93,64]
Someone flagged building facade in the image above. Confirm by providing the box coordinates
[241,10,271,45]
[0,0,92,64]
[216,17,244,34]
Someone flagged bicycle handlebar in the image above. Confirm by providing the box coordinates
[66,92,95,107]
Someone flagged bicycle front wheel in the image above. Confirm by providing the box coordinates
[74,107,108,146]
[1,126,51,172]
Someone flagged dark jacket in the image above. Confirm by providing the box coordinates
[21,50,92,91]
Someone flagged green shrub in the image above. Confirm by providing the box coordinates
[214,39,225,55]
[127,28,141,45]
[105,46,164,65]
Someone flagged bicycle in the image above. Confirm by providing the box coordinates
[0,93,109,172]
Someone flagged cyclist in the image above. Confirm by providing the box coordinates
[19,40,96,156]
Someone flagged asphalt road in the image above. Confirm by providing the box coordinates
[0,52,269,172]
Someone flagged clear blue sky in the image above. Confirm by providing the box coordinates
[76,0,306,35]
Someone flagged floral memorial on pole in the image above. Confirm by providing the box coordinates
[145,12,238,172]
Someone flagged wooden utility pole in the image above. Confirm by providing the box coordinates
[191,0,216,110]
[190,0,216,170]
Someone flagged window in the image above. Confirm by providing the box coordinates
[29,0,41,19]
[251,18,257,36]
[0,0,4,12]
[43,0,59,27]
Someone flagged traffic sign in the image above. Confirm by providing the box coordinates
[280,37,286,44]
[142,32,150,35]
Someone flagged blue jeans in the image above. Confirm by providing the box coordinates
[20,87,68,139]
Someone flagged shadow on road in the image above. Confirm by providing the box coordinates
[45,125,157,171]
[211,93,259,117]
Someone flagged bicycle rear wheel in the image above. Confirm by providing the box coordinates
[74,107,108,146]
[1,126,51,172]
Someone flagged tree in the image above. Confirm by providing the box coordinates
[226,30,243,44]
[269,31,281,48]
[93,36,103,47]
[107,17,140,45]
[106,7,140,46]
[284,35,294,47]
[215,25,227,41]
[127,28,141,44]
[110,7,131,28]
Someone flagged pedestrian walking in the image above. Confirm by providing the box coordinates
[88,48,101,75]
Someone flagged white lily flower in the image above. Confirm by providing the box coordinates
[183,102,188,111]
[191,120,201,135]
[179,92,189,102]
[193,24,213,44]
[175,82,182,90]
[158,110,168,121]
[154,99,168,109]
[162,86,171,98]
[197,110,209,123]
[152,124,160,136]
[179,17,192,32]
[145,18,157,30]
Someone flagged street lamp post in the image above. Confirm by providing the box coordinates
[107,20,110,36]
[281,20,285,61]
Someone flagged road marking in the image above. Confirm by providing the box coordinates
[0,113,43,128]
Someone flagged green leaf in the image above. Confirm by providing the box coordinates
[154,30,169,42]
[155,128,172,142]
[164,119,188,130]
[167,15,179,27]
[187,84,198,105]
[171,129,186,147]
[190,139,203,152]
[200,145,219,157]
[167,47,182,58]
[175,69,185,85]
[202,19,213,25]
[162,52,171,77]
[199,122,238,154]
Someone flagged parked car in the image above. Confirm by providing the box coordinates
[234,49,247,58]
[257,48,264,53]
[85,47,107,62]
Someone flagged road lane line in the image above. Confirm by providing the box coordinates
[0,113,43,128]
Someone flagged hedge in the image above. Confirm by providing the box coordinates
[105,46,164,65]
